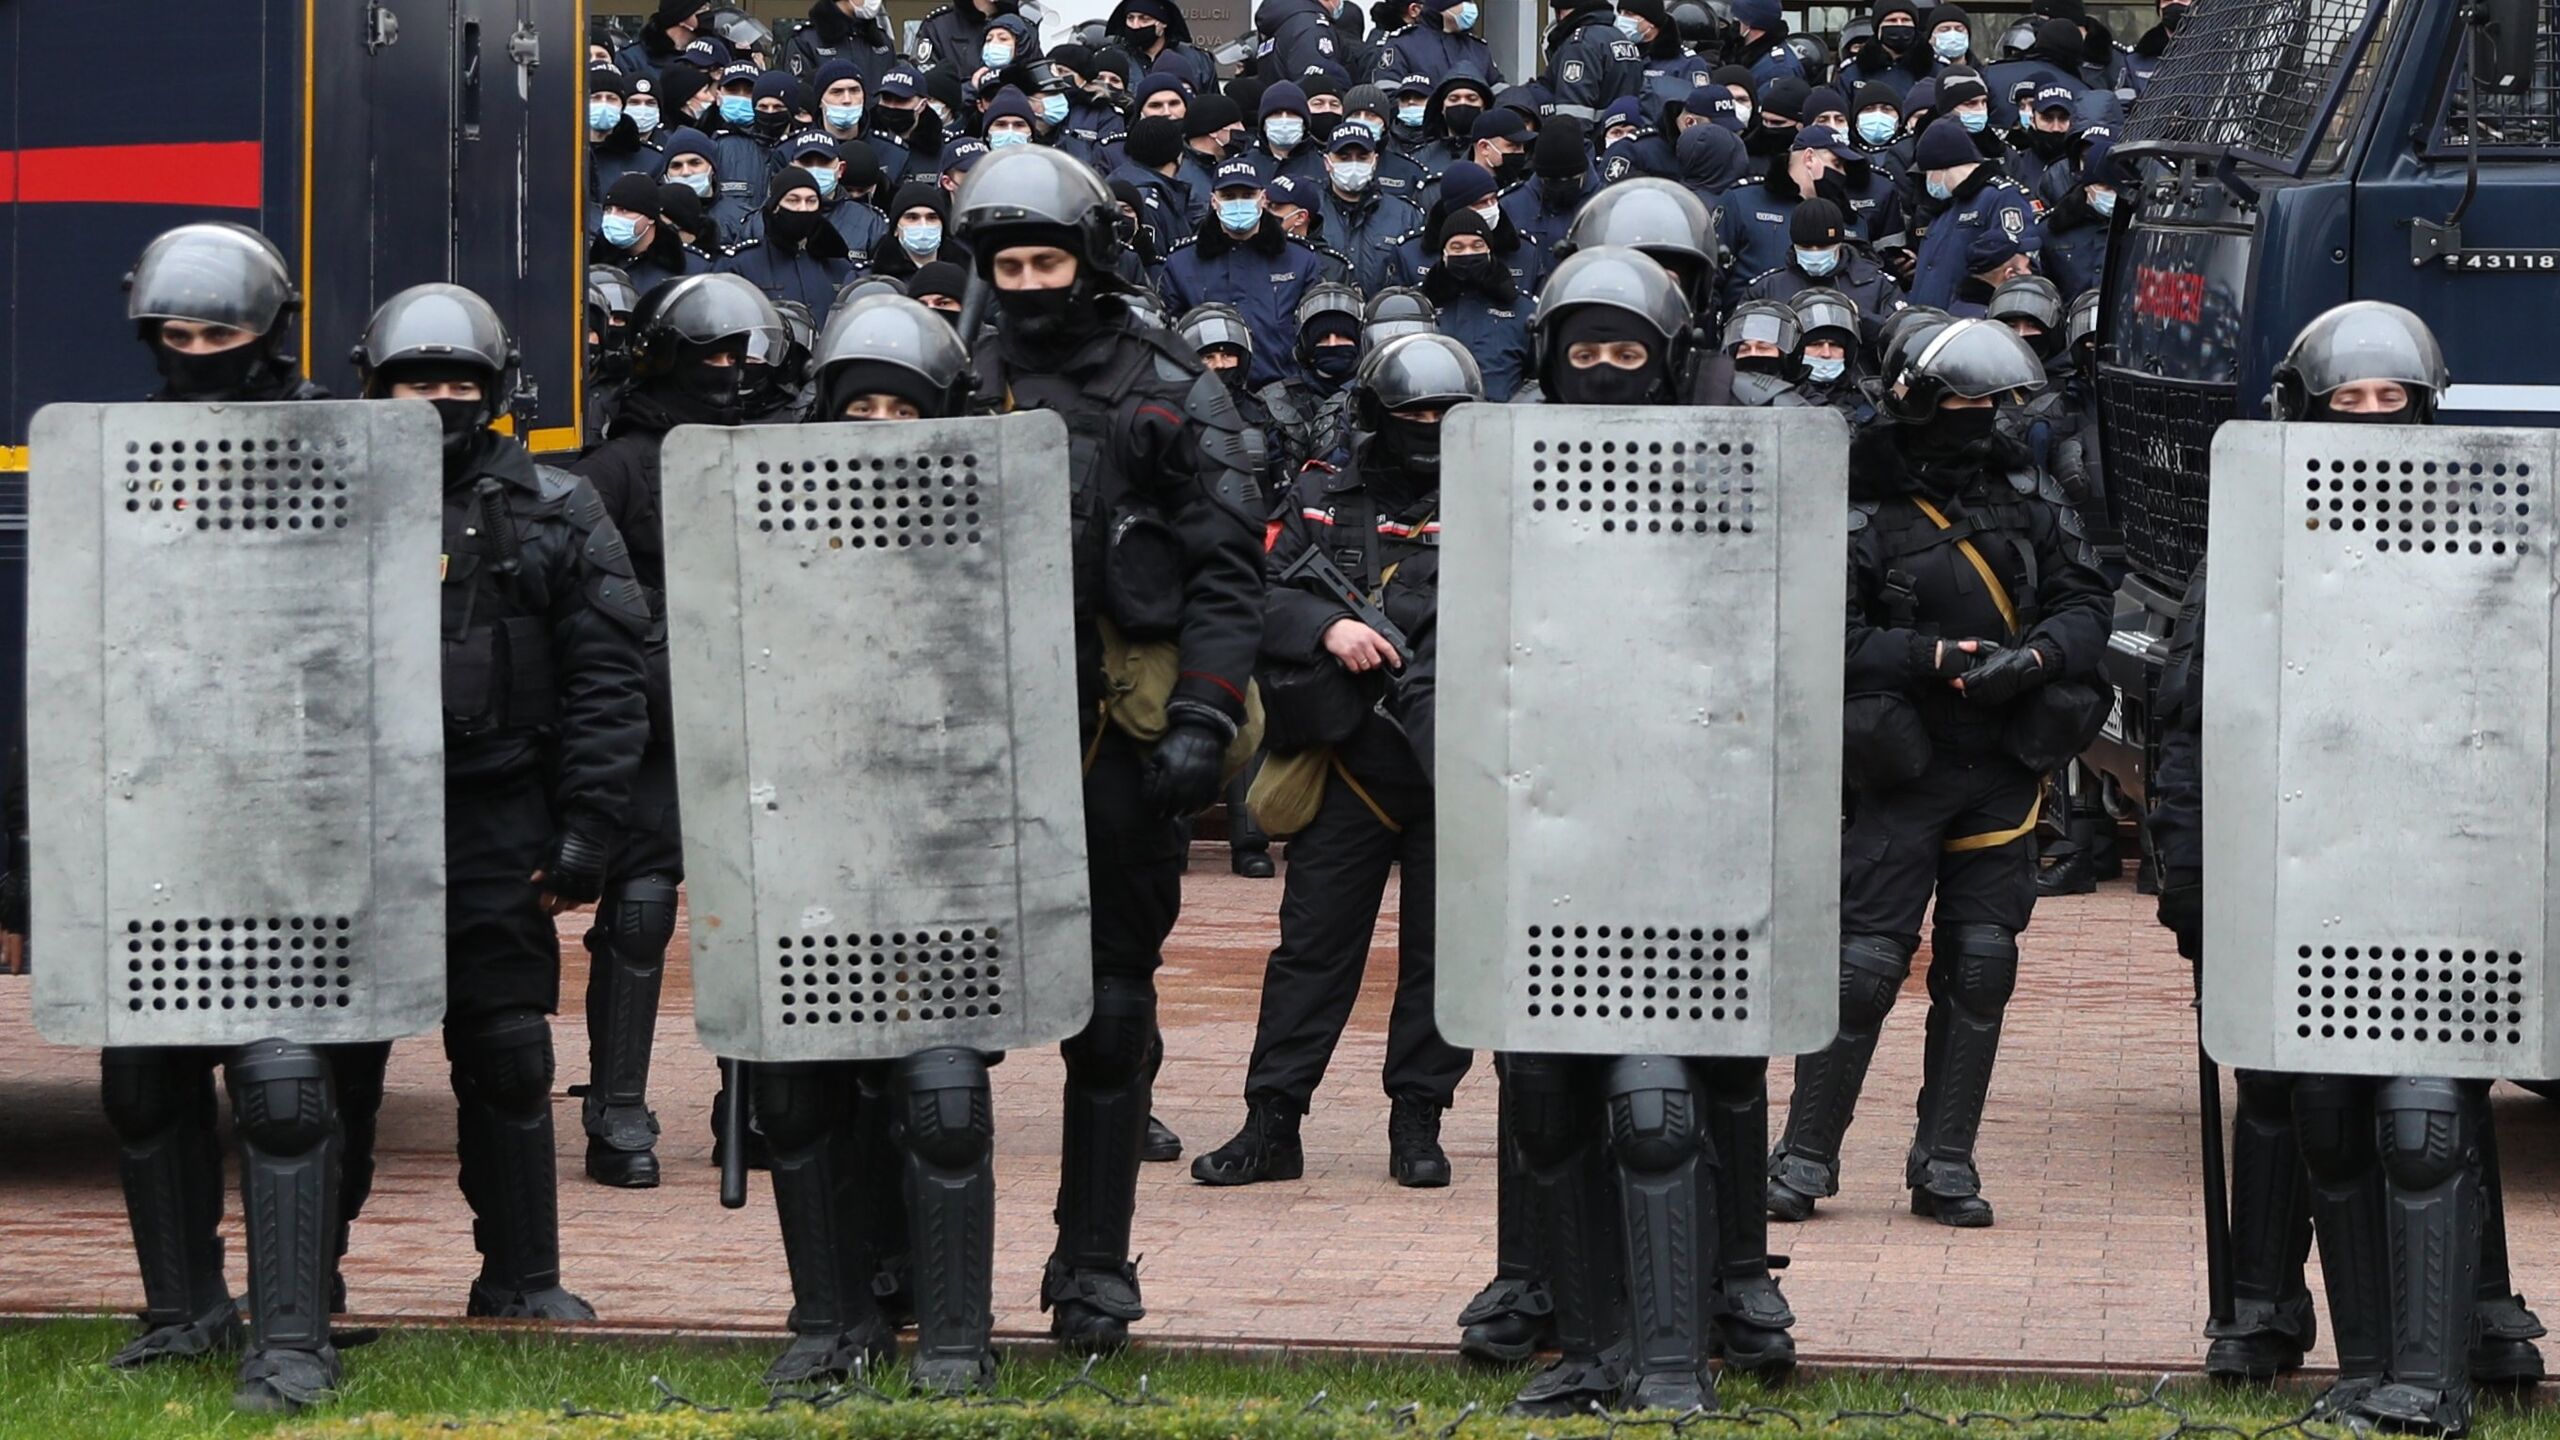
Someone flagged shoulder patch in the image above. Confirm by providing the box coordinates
[1604,154,1633,181]
[2001,208,2025,239]
[1610,38,1642,60]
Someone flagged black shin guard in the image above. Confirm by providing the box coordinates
[892,1048,997,1392]
[754,1062,887,1385]
[1605,1055,1714,1411]
[1770,935,1912,1202]
[2293,1075,2389,1384]
[1509,1056,1624,1415]
[1908,924,2017,1202]
[1045,974,1156,1346]
[446,1010,588,1316]
[2356,1078,2481,1429]
[226,1042,340,1357]
[100,1048,236,1357]
[583,876,677,1181]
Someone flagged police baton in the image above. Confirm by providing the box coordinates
[719,1057,751,1210]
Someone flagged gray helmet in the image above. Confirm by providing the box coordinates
[771,299,818,366]
[351,283,522,404]
[1788,288,1862,343]
[1115,288,1173,329]
[126,222,297,338]
[589,264,640,322]
[1179,303,1255,360]
[2065,288,2100,350]
[1672,1,1717,45]
[1354,333,1484,429]
[1877,305,1953,380]
[835,275,908,312]
[1884,317,2046,421]
[2272,301,2449,423]
[951,146,1119,277]
[1533,246,1694,371]
[1555,178,1716,295]
[2000,17,2038,55]
[706,7,775,57]
[1838,15,1877,52]
[1362,286,1440,355]
[1785,33,1830,74]
[630,272,785,378]
[1722,300,1803,358]
[1297,281,1365,334]
[811,293,974,417]
[1986,273,2065,333]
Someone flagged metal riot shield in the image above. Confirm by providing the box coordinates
[1435,406,1848,1057]
[662,413,1092,1063]
[28,401,448,1048]
[2204,421,2560,1080]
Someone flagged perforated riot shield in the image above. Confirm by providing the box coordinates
[2204,421,2560,1080]
[28,401,448,1048]
[662,413,1092,1064]
[1435,406,1847,1057]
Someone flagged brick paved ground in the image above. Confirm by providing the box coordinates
[3,857,2554,1372]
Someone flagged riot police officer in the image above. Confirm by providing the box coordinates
[569,274,788,1190]
[360,281,654,1324]
[1258,282,1367,478]
[1766,319,2110,1228]
[950,146,1265,1353]
[749,293,1002,1392]
[86,223,386,1415]
[2151,303,2546,1426]
[1193,333,1479,1191]
[1551,177,1739,404]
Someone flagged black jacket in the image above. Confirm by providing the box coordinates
[972,303,1267,731]
[1262,445,1438,786]
[441,435,653,836]
[1844,422,2111,753]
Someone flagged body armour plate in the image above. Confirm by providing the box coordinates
[661,412,1094,1063]
[1434,405,1847,1056]
[2205,421,2560,1079]
[29,401,448,1047]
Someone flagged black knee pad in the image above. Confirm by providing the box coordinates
[1603,1057,1703,1177]
[2376,1077,2470,1192]
[1061,974,1156,1090]
[1930,924,2018,1013]
[446,1009,555,1118]
[1838,934,1914,1032]
[892,1048,994,1170]
[604,874,680,956]
[101,1049,212,1145]
[2292,1074,2375,1180]
[753,1062,853,1153]
[227,1040,336,1157]
[1506,1055,1587,1170]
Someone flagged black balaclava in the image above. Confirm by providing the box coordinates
[1900,401,2002,481]
[985,224,1103,365]
[381,360,498,477]
[1370,412,1444,504]
[1550,306,1670,405]
[1302,314,1363,388]
[648,337,750,426]
[2311,393,2414,425]
[152,325,281,401]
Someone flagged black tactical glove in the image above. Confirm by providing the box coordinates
[543,829,612,906]
[1915,636,2002,679]
[1956,642,2050,705]
[2157,867,2202,962]
[1143,720,1231,819]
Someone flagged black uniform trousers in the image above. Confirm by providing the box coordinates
[446,780,565,1020]
[1841,752,2041,942]
[1239,748,1470,1111]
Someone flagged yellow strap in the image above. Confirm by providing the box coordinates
[1944,793,2043,853]
[1330,754,1404,835]
[1081,703,1111,776]
[1911,497,2020,636]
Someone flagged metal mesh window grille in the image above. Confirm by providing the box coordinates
[751,452,985,546]
[1525,437,1761,538]
[2096,369,2230,585]
[120,915,360,1014]
[2120,0,2391,172]
[2437,0,2560,150]
[120,435,356,533]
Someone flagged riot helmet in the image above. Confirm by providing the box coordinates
[1294,281,1365,386]
[1355,333,1484,489]
[1883,316,2046,422]
[352,283,521,463]
[744,298,818,419]
[951,145,1120,280]
[1555,178,1718,312]
[126,223,302,400]
[1534,246,1694,406]
[1673,1,1718,47]
[835,275,908,313]
[2000,17,2038,55]
[811,293,974,420]
[1876,305,1954,388]
[2065,288,2101,353]
[2271,301,2448,424]
[1789,288,1863,386]
[628,272,785,425]
[1362,287,1441,356]
[1784,33,1830,75]
[1724,300,1805,404]
[1985,273,2066,356]
[1179,302,1255,386]
[589,264,640,330]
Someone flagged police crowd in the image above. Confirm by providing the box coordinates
[18,0,2542,1434]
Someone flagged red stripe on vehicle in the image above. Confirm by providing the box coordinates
[7,142,264,209]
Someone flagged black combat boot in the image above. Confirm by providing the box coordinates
[1389,1095,1452,1188]
[1190,1095,1304,1185]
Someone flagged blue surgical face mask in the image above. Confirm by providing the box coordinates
[1795,245,1841,277]
[1456,2,1480,28]
[982,40,1016,68]
[627,102,661,134]
[1958,106,1988,133]
[806,165,839,197]
[1397,102,1426,127]
[825,103,864,130]
[1616,13,1646,40]
[2088,186,2117,216]
[1330,158,1377,191]
[589,100,623,131]
[1807,354,1846,383]
[1266,116,1306,150]
[1926,175,1953,200]
[901,221,943,254]
[719,94,755,125]
[679,169,715,197]
[600,213,642,248]
[1931,27,1970,59]
[1040,93,1071,124]
[1856,112,1898,145]
[1217,197,1263,232]
[988,128,1031,148]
